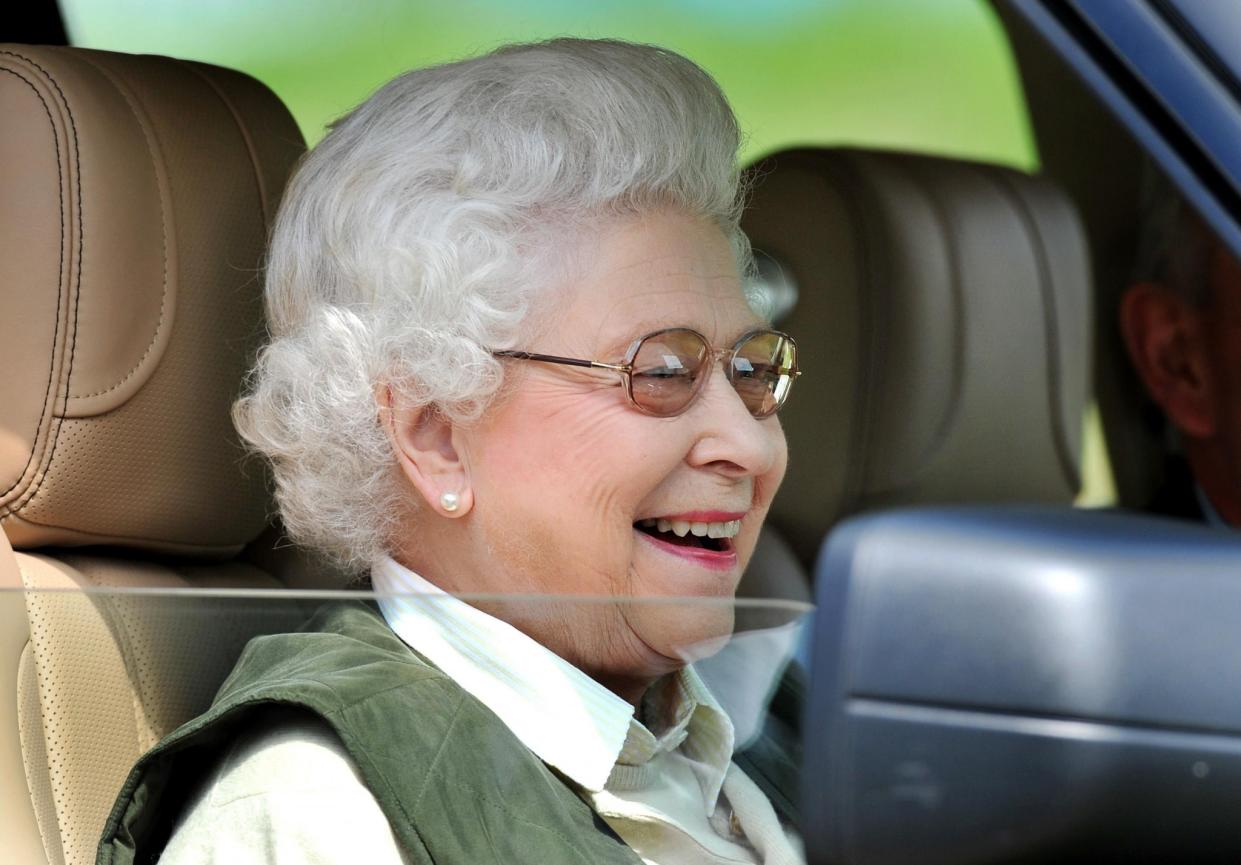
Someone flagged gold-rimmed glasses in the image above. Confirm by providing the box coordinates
[493,327,801,419]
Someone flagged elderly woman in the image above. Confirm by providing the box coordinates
[99,38,801,865]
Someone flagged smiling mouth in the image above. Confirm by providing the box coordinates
[633,518,738,554]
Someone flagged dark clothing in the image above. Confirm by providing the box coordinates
[1146,456,1207,524]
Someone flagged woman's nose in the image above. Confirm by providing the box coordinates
[684,362,785,478]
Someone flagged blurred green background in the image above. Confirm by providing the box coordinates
[60,0,1114,504]
[62,0,1035,165]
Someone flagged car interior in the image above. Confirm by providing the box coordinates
[0,44,309,865]
[2,1,1240,863]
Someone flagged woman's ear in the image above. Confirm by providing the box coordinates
[1119,283,1216,439]
[377,385,474,517]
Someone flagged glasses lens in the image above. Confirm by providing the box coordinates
[730,331,797,418]
[630,330,710,416]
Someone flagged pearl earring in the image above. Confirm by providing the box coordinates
[440,491,460,513]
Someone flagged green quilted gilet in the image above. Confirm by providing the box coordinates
[96,602,643,865]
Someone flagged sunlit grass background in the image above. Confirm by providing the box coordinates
[62,0,1115,505]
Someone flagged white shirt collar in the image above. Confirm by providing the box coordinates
[371,555,734,803]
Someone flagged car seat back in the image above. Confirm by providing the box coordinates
[0,45,306,865]
[741,148,1094,568]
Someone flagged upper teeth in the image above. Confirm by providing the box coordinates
[639,517,741,539]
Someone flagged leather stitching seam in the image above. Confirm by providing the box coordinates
[184,63,271,227]
[0,50,82,520]
[0,61,65,503]
[898,157,965,482]
[70,52,169,400]
[14,558,62,865]
[992,171,1078,492]
[0,508,243,551]
[16,641,60,865]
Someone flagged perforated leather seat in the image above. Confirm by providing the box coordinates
[0,45,307,865]
[739,148,1093,583]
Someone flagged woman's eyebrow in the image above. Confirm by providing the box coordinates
[595,321,768,360]
[594,321,676,358]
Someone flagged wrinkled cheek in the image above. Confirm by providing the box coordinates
[474,507,560,592]
[484,493,636,596]
[488,395,634,492]
[544,420,651,523]
[767,425,791,494]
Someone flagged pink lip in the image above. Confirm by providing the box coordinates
[647,511,747,523]
[634,529,740,571]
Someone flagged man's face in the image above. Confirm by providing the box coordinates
[1122,235,1241,524]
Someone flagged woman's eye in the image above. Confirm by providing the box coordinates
[734,361,774,379]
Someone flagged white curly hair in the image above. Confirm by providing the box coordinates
[233,38,751,573]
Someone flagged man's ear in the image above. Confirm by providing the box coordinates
[377,385,474,517]
[1119,283,1216,439]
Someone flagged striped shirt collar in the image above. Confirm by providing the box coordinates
[372,555,735,804]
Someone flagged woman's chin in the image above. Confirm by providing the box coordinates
[624,530,741,665]
[636,602,737,668]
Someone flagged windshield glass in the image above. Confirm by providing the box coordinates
[4,583,813,864]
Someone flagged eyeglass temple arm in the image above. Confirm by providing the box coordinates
[492,350,628,373]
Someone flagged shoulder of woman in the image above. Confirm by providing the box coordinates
[159,708,412,865]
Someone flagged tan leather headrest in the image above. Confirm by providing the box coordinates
[743,149,1092,563]
[0,46,305,556]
